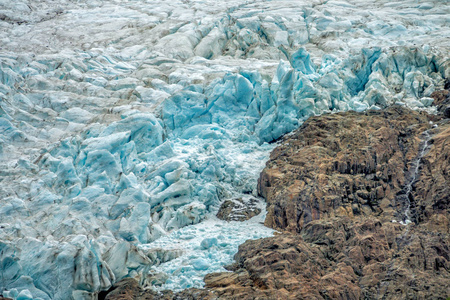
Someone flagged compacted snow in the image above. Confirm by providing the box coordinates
[0,0,449,299]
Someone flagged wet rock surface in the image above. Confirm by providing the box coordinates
[104,104,450,299]
[260,105,437,231]
[216,198,262,222]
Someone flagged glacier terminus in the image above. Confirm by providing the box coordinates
[0,0,449,299]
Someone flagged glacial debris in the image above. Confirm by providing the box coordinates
[216,197,262,222]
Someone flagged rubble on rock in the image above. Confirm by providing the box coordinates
[216,198,262,222]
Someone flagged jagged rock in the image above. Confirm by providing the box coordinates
[201,105,450,299]
[102,278,140,300]
[102,278,216,300]
[431,80,450,117]
[259,105,434,232]
[444,105,450,118]
[216,198,261,221]
[204,218,449,299]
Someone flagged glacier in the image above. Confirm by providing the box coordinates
[0,0,449,299]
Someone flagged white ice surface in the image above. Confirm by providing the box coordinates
[139,205,273,291]
[0,0,449,299]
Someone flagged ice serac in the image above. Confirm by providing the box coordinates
[0,0,449,299]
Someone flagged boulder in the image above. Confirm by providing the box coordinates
[216,198,261,221]
[102,277,216,300]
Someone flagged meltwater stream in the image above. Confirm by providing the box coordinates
[397,127,434,225]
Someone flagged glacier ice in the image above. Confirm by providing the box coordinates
[0,0,449,299]
[139,209,273,291]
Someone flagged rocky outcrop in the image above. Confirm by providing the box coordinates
[101,277,216,300]
[201,105,450,299]
[205,218,449,299]
[259,105,440,232]
[431,79,450,118]
[104,102,450,299]
[216,198,261,221]
[209,104,450,299]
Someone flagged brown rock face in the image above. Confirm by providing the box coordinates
[431,79,450,118]
[412,124,450,229]
[104,104,450,300]
[260,105,436,232]
[102,277,216,300]
[205,232,361,299]
[204,218,449,299]
[216,198,261,221]
[205,105,450,299]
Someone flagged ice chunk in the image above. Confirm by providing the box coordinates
[110,188,149,219]
[162,90,209,132]
[2,289,19,300]
[100,113,164,153]
[192,258,210,271]
[82,150,122,184]
[344,48,382,96]
[194,27,227,59]
[290,48,316,74]
[143,141,175,163]
[16,289,33,300]
[104,242,151,281]
[200,237,218,250]
[54,158,82,188]
[156,31,198,61]
[0,118,26,142]
[151,179,193,207]
[126,203,152,243]
[166,202,206,231]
